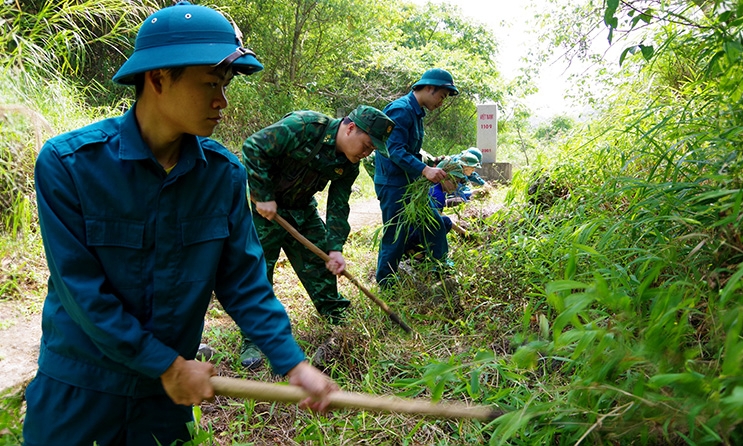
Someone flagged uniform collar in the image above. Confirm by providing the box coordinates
[323,118,354,165]
[322,117,342,148]
[407,90,425,118]
[118,105,207,167]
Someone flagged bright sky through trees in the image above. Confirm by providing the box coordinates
[413,0,605,119]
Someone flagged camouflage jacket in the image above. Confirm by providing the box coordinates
[242,111,360,252]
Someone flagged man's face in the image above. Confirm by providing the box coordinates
[157,65,233,137]
[339,123,375,163]
[421,86,450,111]
[463,166,475,176]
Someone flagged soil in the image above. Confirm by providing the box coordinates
[0,198,384,394]
[344,197,384,231]
[0,302,41,393]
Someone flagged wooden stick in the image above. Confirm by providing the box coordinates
[211,376,502,421]
[271,213,414,334]
[450,221,467,236]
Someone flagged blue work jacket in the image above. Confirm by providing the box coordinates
[34,106,305,397]
[374,91,427,187]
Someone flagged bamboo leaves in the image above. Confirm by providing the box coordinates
[392,165,461,244]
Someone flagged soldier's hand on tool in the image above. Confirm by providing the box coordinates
[422,166,446,183]
[325,251,346,275]
[161,356,216,406]
[287,360,339,412]
[255,200,277,220]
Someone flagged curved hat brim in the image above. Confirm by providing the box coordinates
[113,43,263,85]
[370,137,389,158]
[411,80,459,95]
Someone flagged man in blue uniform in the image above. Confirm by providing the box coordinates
[374,68,459,288]
[23,3,336,445]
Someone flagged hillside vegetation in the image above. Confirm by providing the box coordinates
[1,0,742,445]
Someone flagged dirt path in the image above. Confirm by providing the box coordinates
[0,302,41,393]
[346,197,382,231]
[0,198,383,394]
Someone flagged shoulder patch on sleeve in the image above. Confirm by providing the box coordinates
[200,138,242,166]
[51,128,110,157]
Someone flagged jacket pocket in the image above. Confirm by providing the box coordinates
[86,218,144,248]
[85,218,146,292]
[179,215,229,282]
[182,215,229,246]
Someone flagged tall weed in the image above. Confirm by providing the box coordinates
[473,46,743,442]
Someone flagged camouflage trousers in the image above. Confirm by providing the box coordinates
[252,206,351,321]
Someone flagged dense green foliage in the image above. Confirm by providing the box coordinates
[1,0,742,445]
[482,0,743,443]
[214,0,501,152]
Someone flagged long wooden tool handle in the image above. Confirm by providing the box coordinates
[271,213,413,334]
[338,271,412,333]
[211,376,501,421]
[450,221,467,236]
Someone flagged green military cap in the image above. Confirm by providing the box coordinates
[437,157,466,179]
[349,105,395,157]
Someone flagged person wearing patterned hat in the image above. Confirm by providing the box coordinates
[460,147,486,186]
[24,3,337,445]
[430,157,468,208]
[374,68,459,288]
[239,105,394,369]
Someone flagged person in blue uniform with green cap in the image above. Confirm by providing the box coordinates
[459,147,486,186]
[23,3,337,445]
[374,68,459,288]
[451,149,485,201]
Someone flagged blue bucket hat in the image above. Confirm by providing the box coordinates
[113,1,263,85]
[411,68,459,96]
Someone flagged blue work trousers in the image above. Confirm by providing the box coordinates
[375,183,448,287]
[23,372,193,446]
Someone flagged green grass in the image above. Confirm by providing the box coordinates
[0,388,24,445]
[188,179,525,445]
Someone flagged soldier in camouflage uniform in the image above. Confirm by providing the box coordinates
[239,105,395,369]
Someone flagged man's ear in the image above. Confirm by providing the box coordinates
[345,121,356,135]
[146,69,165,94]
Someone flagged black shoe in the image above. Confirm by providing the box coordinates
[239,339,264,370]
[196,343,216,362]
[311,337,338,370]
